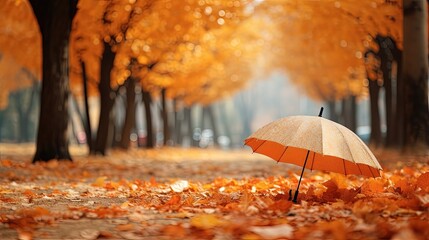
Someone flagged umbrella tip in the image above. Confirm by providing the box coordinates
[318,107,324,117]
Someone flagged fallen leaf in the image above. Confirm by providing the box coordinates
[361,178,384,195]
[249,224,294,239]
[80,229,100,240]
[119,232,142,240]
[171,180,189,193]
[268,199,293,212]
[162,225,187,238]
[416,172,429,192]
[1,159,13,167]
[416,194,429,207]
[116,224,134,231]
[92,176,107,187]
[190,214,224,229]
[17,230,32,240]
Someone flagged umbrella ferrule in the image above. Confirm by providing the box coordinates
[318,107,324,117]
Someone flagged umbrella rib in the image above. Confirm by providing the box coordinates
[277,146,288,163]
[252,140,266,153]
[356,137,382,170]
[331,122,355,163]
[342,158,347,176]
[356,163,363,175]
[243,138,251,145]
[367,165,375,178]
[320,118,324,158]
[310,151,316,171]
[331,122,376,177]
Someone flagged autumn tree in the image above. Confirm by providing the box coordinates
[105,0,258,147]
[261,1,371,130]
[71,0,158,154]
[0,1,40,110]
[402,0,429,152]
[29,0,78,162]
[364,50,383,146]
[261,1,403,138]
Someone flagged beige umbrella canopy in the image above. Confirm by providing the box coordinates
[244,108,382,202]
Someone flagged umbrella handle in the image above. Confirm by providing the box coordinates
[292,150,310,203]
[292,190,299,203]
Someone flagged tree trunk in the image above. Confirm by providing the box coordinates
[402,0,429,151]
[350,95,357,133]
[111,104,122,148]
[203,105,219,146]
[142,89,154,148]
[377,36,396,147]
[184,107,196,146]
[238,93,253,141]
[218,101,232,143]
[341,96,357,132]
[15,89,31,142]
[0,110,4,141]
[173,99,183,145]
[160,88,170,146]
[93,42,116,155]
[80,60,92,150]
[368,79,382,147]
[30,0,78,162]
[327,100,339,122]
[120,78,137,149]
[394,50,404,147]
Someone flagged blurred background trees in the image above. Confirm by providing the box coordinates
[0,0,428,161]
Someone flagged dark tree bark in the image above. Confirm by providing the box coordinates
[30,0,78,162]
[394,50,404,147]
[111,103,122,148]
[80,60,92,150]
[365,49,383,147]
[142,89,154,148]
[402,0,429,151]
[368,79,382,147]
[120,78,137,149]
[376,35,397,147]
[160,88,170,146]
[0,110,4,141]
[93,43,116,155]
[173,99,183,145]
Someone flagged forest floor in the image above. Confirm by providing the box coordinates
[0,143,428,240]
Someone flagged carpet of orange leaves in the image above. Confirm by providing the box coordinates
[0,145,428,239]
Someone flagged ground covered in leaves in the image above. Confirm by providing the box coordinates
[0,144,428,240]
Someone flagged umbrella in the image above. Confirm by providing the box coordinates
[244,107,382,203]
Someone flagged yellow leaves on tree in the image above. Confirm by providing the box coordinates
[260,0,402,101]
[0,0,40,109]
[68,0,259,107]
[0,0,408,109]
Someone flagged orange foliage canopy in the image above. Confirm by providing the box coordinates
[0,0,409,108]
[69,0,263,106]
[260,0,402,101]
[0,0,40,108]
